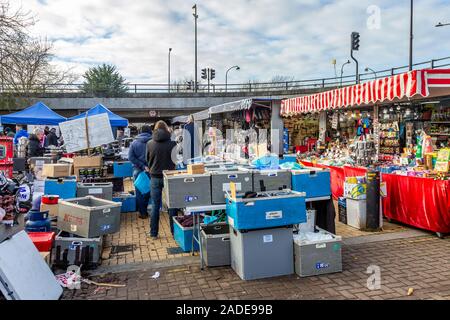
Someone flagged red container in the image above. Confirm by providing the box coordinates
[0,163,13,178]
[0,137,13,165]
[42,195,60,205]
[27,232,55,252]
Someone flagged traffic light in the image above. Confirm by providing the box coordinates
[351,32,360,51]
[201,68,207,79]
[210,69,216,80]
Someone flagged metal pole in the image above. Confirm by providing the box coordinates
[168,48,172,93]
[193,5,198,93]
[225,69,229,92]
[409,0,413,71]
[351,50,359,84]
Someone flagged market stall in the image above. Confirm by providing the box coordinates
[0,102,66,125]
[281,68,450,236]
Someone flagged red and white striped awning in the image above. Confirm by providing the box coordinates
[281,69,450,116]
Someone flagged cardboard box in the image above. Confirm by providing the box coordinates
[42,164,72,178]
[73,156,103,168]
[73,166,102,181]
[40,203,59,218]
[187,163,205,175]
[58,158,74,175]
[40,252,51,266]
[123,178,135,193]
[344,182,367,200]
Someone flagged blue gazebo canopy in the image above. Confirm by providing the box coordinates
[0,102,66,125]
[69,104,128,127]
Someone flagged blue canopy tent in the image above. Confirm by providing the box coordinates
[0,102,66,125]
[69,104,129,127]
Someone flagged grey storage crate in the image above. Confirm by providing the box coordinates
[210,170,253,204]
[252,169,291,192]
[57,196,121,238]
[294,227,342,277]
[52,231,103,270]
[230,225,294,280]
[200,223,231,267]
[77,182,113,200]
[163,171,212,208]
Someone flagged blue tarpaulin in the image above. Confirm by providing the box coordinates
[0,102,66,125]
[69,104,129,127]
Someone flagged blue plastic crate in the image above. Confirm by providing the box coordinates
[279,154,298,164]
[113,161,133,178]
[291,168,331,198]
[173,217,199,252]
[226,190,306,231]
[112,194,137,213]
[44,177,77,199]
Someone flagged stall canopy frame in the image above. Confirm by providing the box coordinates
[69,104,129,127]
[281,69,450,116]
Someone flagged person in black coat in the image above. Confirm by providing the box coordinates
[46,128,59,147]
[146,120,178,239]
[28,128,45,158]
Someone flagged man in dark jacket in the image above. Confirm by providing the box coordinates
[47,128,59,147]
[28,128,45,158]
[14,125,28,145]
[146,120,177,239]
[129,125,152,219]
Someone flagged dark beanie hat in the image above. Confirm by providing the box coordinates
[141,125,152,134]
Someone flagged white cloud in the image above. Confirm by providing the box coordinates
[14,0,450,84]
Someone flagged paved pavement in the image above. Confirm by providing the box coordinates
[62,233,450,300]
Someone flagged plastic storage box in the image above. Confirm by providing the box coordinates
[226,190,306,231]
[112,193,137,213]
[163,171,212,208]
[57,196,122,238]
[252,169,291,192]
[77,182,113,200]
[210,169,253,204]
[52,231,103,269]
[27,232,55,252]
[294,228,342,277]
[346,199,367,230]
[113,161,133,178]
[44,177,77,200]
[291,168,331,198]
[200,223,231,267]
[279,154,297,164]
[173,217,199,252]
[230,225,294,280]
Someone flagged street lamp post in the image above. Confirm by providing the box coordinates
[436,22,450,27]
[225,65,240,92]
[192,4,198,93]
[168,48,172,93]
[340,60,351,88]
[409,0,414,71]
[364,67,377,80]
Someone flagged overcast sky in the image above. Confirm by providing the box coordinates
[18,0,450,84]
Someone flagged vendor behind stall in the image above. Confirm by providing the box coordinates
[28,128,45,157]
[129,125,152,219]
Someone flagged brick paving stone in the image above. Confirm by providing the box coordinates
[59,231,450,301]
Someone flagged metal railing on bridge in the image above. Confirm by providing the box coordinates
[1,56,450,95]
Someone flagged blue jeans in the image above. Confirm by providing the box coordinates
[150,177,177,237]
[133,169,151,217]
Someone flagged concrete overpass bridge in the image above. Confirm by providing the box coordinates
[1,56,448,122]
[0,88,321,123]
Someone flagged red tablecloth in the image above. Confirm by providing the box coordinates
[382,174,450,233]
[300,161,367,200]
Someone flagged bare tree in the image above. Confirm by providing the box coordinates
[0,0,77,110]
